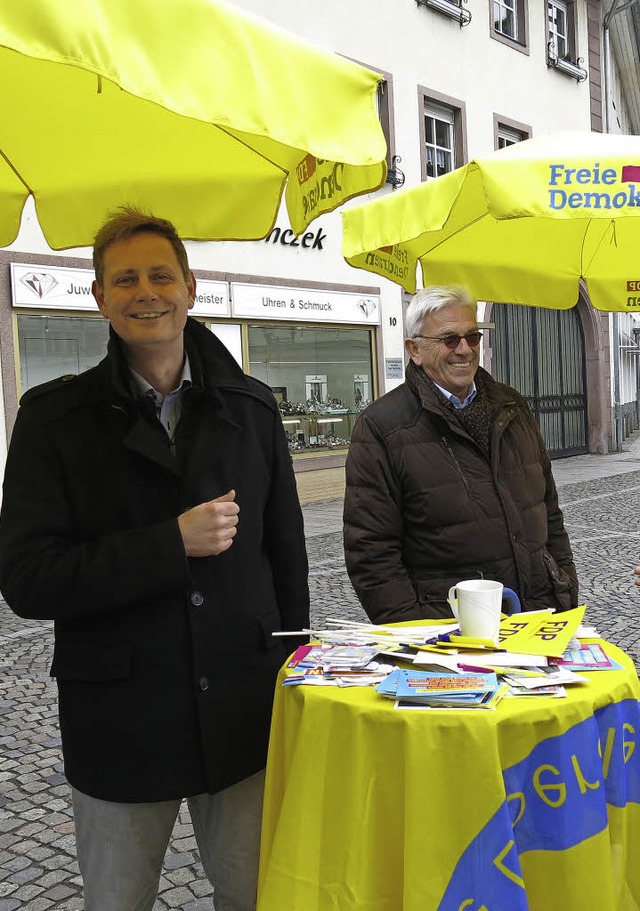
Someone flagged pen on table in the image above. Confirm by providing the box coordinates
[456,663,497,674]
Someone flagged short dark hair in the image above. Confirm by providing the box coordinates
[92,206,190,286]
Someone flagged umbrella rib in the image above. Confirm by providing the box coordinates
[0,149,33,193]
[580,217,611,274]
[215,124,289,175]
[420,211,489,254]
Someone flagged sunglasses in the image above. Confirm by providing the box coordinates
[413,331,483,350]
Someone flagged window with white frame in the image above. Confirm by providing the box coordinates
[490,0,528,50]
[546,0,584,78]
[494,116,531,151]
[497,125,525,148]
[424,103,455,179]
[494,0,517,40]
[548,0,569,59]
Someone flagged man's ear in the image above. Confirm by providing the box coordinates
[187,272,196,310]
[92,280,107,315]
[405,337,422,366]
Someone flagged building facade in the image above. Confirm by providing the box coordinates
[1,0,638,501]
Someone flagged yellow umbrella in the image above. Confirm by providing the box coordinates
[342,131,640,312]
[0,0,387,249]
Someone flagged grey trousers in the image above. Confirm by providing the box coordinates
[72,770,265,911]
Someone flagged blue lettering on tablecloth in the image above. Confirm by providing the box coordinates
[437,698,640,911]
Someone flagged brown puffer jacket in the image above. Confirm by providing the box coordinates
[343,362,579,623]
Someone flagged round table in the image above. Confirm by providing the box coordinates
[258,640,640,911]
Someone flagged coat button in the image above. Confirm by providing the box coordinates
[199,676,210,691]
[190,591,204,606]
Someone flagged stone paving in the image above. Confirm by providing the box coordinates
[1,448,640,909]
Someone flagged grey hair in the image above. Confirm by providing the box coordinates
[405,286,477,339]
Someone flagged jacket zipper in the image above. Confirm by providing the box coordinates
[441,434,471,495]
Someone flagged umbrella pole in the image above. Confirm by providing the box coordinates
[612,312,624,452]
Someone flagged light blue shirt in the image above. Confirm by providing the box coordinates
[432,379,477,410]
[130,356,192,442]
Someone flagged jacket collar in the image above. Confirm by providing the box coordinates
[93,317,250,406]
[406,361,512,412]
[91,318,248,475]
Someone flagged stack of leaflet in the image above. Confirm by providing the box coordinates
[282,643,394,687]
[551,641,619,671]
[375,667,509,709]
[499,641,621,697]
[499,664,588,697]
[276,608,620,699]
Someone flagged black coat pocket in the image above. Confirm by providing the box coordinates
[50,642,132,681]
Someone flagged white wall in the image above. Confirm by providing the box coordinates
[6,0,595,403]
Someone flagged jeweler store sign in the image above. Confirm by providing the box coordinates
[231,283,380,325]
[11,263,98,310]
[190,281,229,317]
[10,263,229,317]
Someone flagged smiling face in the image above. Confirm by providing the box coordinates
[92,232,195,361]
[405,303,480,399]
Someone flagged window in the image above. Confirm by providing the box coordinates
[548,0,568,59]
[494,0,517,39]
[490,0,528,52]
[419,91,466,182]
[17,315,109,392]
[498,129,520,149]
[546,0,585,79]
[425,104,454,178]
[16,314,242,394]
[247,324,374,455]
[494,117,531,150]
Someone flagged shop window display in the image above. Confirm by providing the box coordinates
[15,317,375,457]
[248,323,374,455]
[17,315,110,392]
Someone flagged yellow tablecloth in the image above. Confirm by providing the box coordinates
[258,640,640,911]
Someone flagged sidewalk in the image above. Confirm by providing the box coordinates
[1,434,639,911]
[302,431,640,538]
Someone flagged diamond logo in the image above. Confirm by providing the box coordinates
[20,272,58,299]
[357,298,377,318]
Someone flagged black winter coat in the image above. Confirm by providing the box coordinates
[0,318,309,801]
[344,363,578,623]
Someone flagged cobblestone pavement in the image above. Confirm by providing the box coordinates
[1,455,640,909]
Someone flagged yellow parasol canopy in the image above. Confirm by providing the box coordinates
[0,0,387,248]
[342,131,640,312]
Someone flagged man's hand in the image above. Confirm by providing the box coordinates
[635,566,640,587]
[178,490,239,557]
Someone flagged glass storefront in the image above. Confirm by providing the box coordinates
[17,315,109,391]
[15,314,376,458]
[247,323,374,455]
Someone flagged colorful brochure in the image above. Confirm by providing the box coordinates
[551,642,619,671]
[376,668,501,708]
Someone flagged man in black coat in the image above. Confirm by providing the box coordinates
[0,207,310,911]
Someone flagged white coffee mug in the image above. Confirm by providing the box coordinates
[447,579,520,643]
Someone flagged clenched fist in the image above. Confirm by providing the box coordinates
[178,490,239,557]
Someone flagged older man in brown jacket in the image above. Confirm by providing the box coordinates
[343,285,578,623]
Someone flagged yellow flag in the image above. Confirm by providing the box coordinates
[497,606,586,657]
